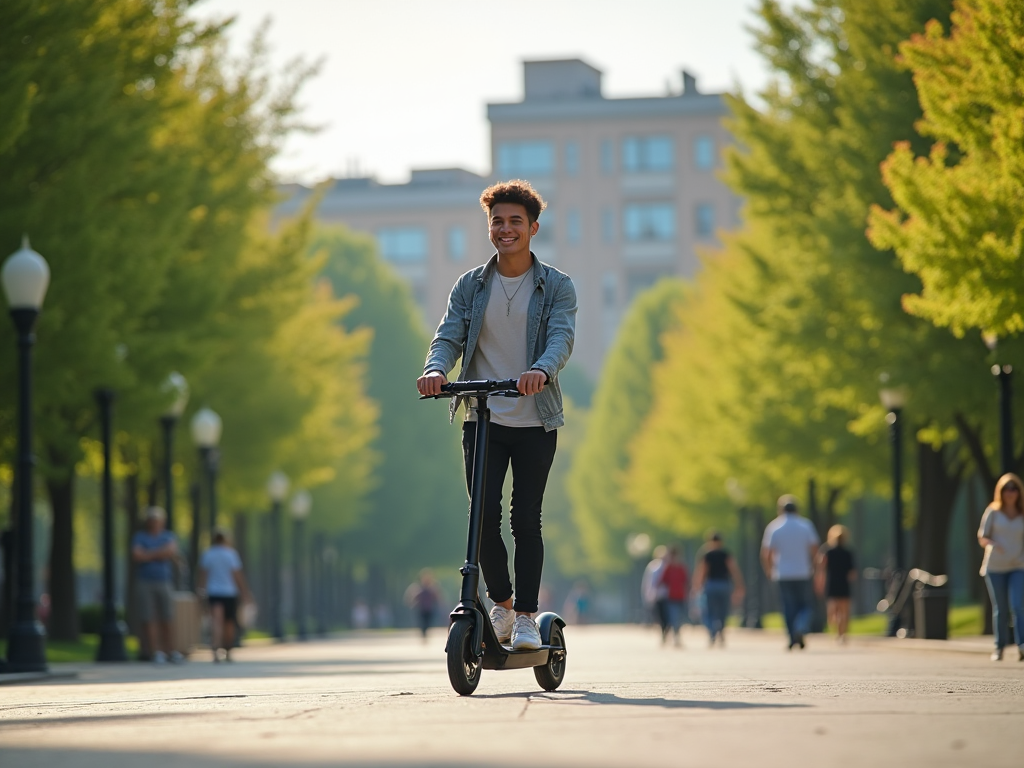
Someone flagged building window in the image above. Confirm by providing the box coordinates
[448,227,466,261]
[566,209,581,244]
[600,139,614,174]
[603,272,617,308]
[565,141,580,177]
[622,135,674,173]
[623,203,675,242]
[534,207,554,243]
[497,141,554,177]
[694,135,715,170]
[377,227,428,263]
[626,268,672,300]
[601,208,615,243]
[695,203,716,238]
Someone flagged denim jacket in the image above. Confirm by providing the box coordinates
[423,253,577,431]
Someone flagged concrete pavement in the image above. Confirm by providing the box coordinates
[1,625,1022,767]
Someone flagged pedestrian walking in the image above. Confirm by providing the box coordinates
[659,547,689,647]
[761,495,820,650]
[417,179,577,651]
[198,528,251,662]
[815,525,856,643]
[977,472,1024,662]
[131,506,182,664]
[693,531,745,647]
[641,545,669,638]
[404,569,441,641]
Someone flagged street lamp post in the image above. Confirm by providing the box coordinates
[159,373,189,534]
[2,237,50,673]
[984,334,1014,475]
[879,382,908,637]
[190,407,222,540]
[290,490,312,641]
[267,471,289,641]
[95,388,127,662]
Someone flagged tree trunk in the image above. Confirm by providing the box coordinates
[912,439,964,577]
[46,471,78,642]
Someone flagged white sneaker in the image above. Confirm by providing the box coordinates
[511,614,541,650]
[490,605,514,643]
[152,650,168,665]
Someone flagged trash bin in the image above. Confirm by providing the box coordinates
[172,591,201,655]
[913,584,949,640]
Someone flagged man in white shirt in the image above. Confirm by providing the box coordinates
[761,495,820,649]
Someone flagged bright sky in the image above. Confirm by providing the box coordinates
[193,0,782,185]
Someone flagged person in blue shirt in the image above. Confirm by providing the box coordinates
[198,529,250,662]
[131,507,181,663]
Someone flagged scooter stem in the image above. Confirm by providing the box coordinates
[461,395,491,604]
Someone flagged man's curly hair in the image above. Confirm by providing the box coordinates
[479,179,547,223]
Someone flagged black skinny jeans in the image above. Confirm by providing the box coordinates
[462,422,557,614]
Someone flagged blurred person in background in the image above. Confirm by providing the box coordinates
[659,546,689,647]
[815,524,856,643]
[761,495,820,650]
[692,530,744,647]
[132,507,182,664]
[642,545,669,639]
[405,568,441,641]
[977,473,1024,662]
[198,528,251,662]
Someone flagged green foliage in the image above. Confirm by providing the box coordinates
[623,0,1012,572]
[869,0,1024,338]
[0,1,376,636]
[567,278,687,572]
[313,226,465,566]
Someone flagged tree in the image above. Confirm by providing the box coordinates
[624,0,1009,586]
[869,0,1024,340]
[313,226,466,569]
[567,278,687,572]
[0,1,371,639]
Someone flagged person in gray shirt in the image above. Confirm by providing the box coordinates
[418,179,576,651]
[761,495,820,650]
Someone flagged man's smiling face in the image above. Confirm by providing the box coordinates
[489,202,539,257]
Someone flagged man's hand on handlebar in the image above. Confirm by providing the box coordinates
[417,370,448,397]
[518,369,548,396]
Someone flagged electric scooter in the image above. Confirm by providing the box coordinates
[421,378,567,696]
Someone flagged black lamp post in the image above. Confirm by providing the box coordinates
[267,471,289,641]
[291,489,312,641]
[190,407,222,541]
[984,334,1014,475]
[879,382,907,637]
[2,238,50,673]
[95,388,128,662]
[158,372,189,534]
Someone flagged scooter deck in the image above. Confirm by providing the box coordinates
[482,645,555,671]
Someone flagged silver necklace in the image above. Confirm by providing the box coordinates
[497,272,529,316]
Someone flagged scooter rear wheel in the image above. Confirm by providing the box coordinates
[534,624,566,691]
[446,618,481,695]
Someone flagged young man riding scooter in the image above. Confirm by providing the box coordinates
[417,179,577,650]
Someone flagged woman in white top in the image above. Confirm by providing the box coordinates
[198,529,251,662]
[978,473,1024,662]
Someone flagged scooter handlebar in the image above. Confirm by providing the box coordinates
[419,378,522,399]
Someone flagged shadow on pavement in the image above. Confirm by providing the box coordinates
[476,689,809,710]
[0,750,534,768]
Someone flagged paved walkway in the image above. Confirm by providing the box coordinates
[1,625,1022,767]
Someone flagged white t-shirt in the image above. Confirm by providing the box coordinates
[465,271,543,427]
[979,506,1024,575]
[762,514,820,580]
[200,545,242,597]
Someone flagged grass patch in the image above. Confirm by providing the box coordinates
[727,604,985,637]
[1,633,141,664]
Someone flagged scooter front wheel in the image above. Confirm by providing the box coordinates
[446,618,481,695]
[534,623,566,691]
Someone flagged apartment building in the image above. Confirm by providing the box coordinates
[280,59,740,377]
